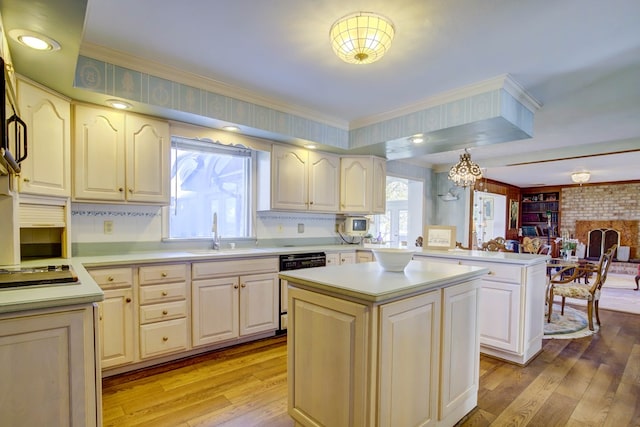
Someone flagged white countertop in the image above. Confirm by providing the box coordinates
[414,248,550,265]
[0,244,542,314]
[279,260,488,303]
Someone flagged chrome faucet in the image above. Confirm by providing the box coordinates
[212,212,220,250]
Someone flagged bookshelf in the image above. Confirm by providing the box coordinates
[520,191,560,237]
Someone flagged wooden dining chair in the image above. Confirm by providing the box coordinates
[547,244,617,331]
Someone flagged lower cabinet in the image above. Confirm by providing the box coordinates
[414,253,547,365]
[91,267,135,369]
[99,287,135,368]
[0,305,100,426]
[191,272,278,347]
[138,263,189,359]
[288,279,480,427]
[191,257,279,348]
[326,251,356,265]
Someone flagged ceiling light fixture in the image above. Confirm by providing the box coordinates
[571,171,590,184]
[9,29,61,51]
[222,126,240,132]
[106,99,132,110]
[329,12,395,65]
[410,136,424,144]
[448,149,483,188]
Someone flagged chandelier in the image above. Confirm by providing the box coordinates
[448,149,483,188]
[329,12,395,64]
[571,171,590,184]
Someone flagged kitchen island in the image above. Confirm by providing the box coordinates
[280,260,488,427]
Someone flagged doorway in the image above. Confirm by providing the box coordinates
[473,191,507,247]
[370,176,424,247]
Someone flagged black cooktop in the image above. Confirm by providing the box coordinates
[0,265,79,289]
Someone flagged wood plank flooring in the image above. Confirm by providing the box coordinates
[102,308,640,427]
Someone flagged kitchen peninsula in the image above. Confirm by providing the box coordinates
[280,260,488,427]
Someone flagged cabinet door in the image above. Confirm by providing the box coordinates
[478,279,521,353]
[379,290,441,427]
[288,286,369,427]
[372,156,387,213]
[271,145,308,210]
[440,280,481,423]
[326,252,340,266]
[17,80,71,197]
[192,277,239,346]
[239,273,278,336]
[98,288,134,368]
[340,252,356,264]
[0,307,98,426]
[340,157,371,213]
[308,151,339,212]
[125,114,170,203]
[73,104,126,201]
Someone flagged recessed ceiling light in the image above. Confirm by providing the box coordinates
[409,136,424,144]
[9,29,61,51]
[222,126,240,132]
[305,144,317,149]
[105,99,132,110]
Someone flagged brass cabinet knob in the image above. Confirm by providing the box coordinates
[118,187,124,192]
[162,310,168,315]
[241,283,246,288]
[107,276,114,281]
[161,272,167,277]
[128,188,133,193]
[233,284,239,289]
[162,336,168,342]
[162,291,168,296]
[125,297,132,303]
[23,177,30,182]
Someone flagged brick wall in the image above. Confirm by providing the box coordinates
[561,183,640,260]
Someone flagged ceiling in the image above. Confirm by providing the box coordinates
[1,0,640,188]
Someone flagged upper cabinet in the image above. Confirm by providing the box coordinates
[17,78,71,197]
[73,104,170,204]
[340,156,386,214]
[270,145,339,212]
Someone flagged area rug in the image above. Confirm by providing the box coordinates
[563,274,640,315]
[544,304,599,339]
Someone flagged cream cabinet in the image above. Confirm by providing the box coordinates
[271,144,340,211]
[17,78,71,197]
[326,251,356,266]
[90,267,135,369]
[340,155,386,214]
[413,252,547,365]
[287,278,480,427]
[191,257,278,347]
[356,250,374,263]
[0,305,100,426]
[73,104,170,204]
[138,263,189,359]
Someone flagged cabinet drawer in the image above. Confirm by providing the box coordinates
[139,318,188,359]
[139,300,187,325]
[464,261,521,283]
[139,264,187,285]
[192,257,278,280]
[139,282,187,304]
[89,267,133,289]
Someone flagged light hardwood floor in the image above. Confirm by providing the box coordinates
[102,308,640,427]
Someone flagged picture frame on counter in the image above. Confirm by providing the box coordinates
[424,225,456,250]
